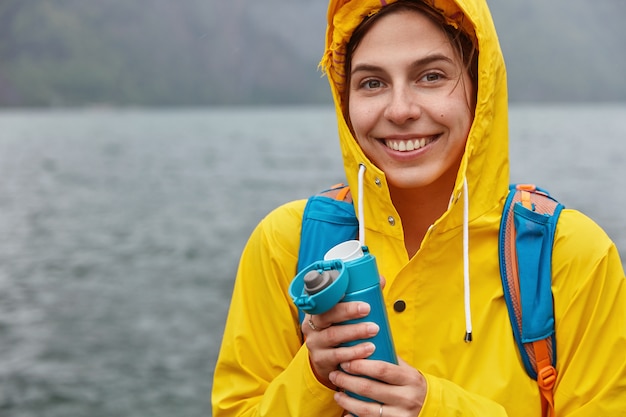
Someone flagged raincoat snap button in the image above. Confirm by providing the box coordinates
[393,300,406,312]
[387,216,396,226]
[375,178,382,187]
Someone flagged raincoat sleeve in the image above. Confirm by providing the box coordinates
[212,200,344,417]
[417,210,626,417]
[419,375,508,415]
[549,210,626,415]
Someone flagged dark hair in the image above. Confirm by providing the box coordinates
[343,0,478,108]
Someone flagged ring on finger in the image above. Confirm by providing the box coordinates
[307,316,319,331]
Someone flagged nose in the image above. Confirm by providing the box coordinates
[383,86,422,125]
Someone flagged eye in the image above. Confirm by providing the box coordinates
[422,72,443,82]
[360,78,384,90]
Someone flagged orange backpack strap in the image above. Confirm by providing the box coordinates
[534,340,557,415]
[499,184,564,417]
[319,183,352,203]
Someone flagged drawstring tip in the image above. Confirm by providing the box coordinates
[464,332,473,343]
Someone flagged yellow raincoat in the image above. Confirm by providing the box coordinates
[212,0,626,415]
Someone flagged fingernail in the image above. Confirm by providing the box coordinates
[340,362,350,371]
[358,303,370,315]
[329,371,337,383]
[367,323,380,335]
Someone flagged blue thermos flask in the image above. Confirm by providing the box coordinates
[289,240,397,403]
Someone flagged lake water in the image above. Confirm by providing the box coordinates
[0,104,624,417]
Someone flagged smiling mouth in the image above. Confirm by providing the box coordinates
[384,136,438,152]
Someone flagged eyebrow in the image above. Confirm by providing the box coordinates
[351,53,456,76]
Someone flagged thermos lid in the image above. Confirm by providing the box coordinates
[289,260,348,315]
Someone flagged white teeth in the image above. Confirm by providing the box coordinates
[385,137,432,152]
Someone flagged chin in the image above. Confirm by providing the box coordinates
[386,173,433,191]
[385,166,457,193]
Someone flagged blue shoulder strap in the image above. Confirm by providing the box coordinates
[297,188,359,273]
[499,184,564,415]
[296,186,358,327]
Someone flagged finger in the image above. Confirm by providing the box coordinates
[311,342,377,369]
[330,368,388,403]
[317,301,371,327]
[340,359,392,381]
[339,359,410,386]
[334,359,426,412]
[302,301,373,340]
[304,321,380,352]
[301,314,368,340]
[305,315,326,331]
[305,320,380,353]
[307,342,377,391]
[302,314,331,339]
[333,390,385,417]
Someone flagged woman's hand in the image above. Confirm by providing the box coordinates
[302,302,380,390]
[329,357,426,417]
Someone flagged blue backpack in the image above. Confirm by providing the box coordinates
[296,183,563,416]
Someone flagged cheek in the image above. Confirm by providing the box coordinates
[442,95,474,135]
[442,75,475,132]
[348,102,373,139]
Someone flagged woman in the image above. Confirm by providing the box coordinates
[212,0,626,416]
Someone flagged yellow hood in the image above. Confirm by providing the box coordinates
[321,0,509,235]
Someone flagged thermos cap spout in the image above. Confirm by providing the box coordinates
[303,270,339,295]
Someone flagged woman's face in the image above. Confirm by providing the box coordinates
[348,9,475,191]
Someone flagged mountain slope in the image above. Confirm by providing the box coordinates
[0,0,624,106]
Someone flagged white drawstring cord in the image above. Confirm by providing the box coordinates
[356,163,472,341]
[358,164,366,246]
[463,178,473,342]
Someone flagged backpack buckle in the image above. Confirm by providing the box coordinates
[537,365,557,390]
[516,183,537,192]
